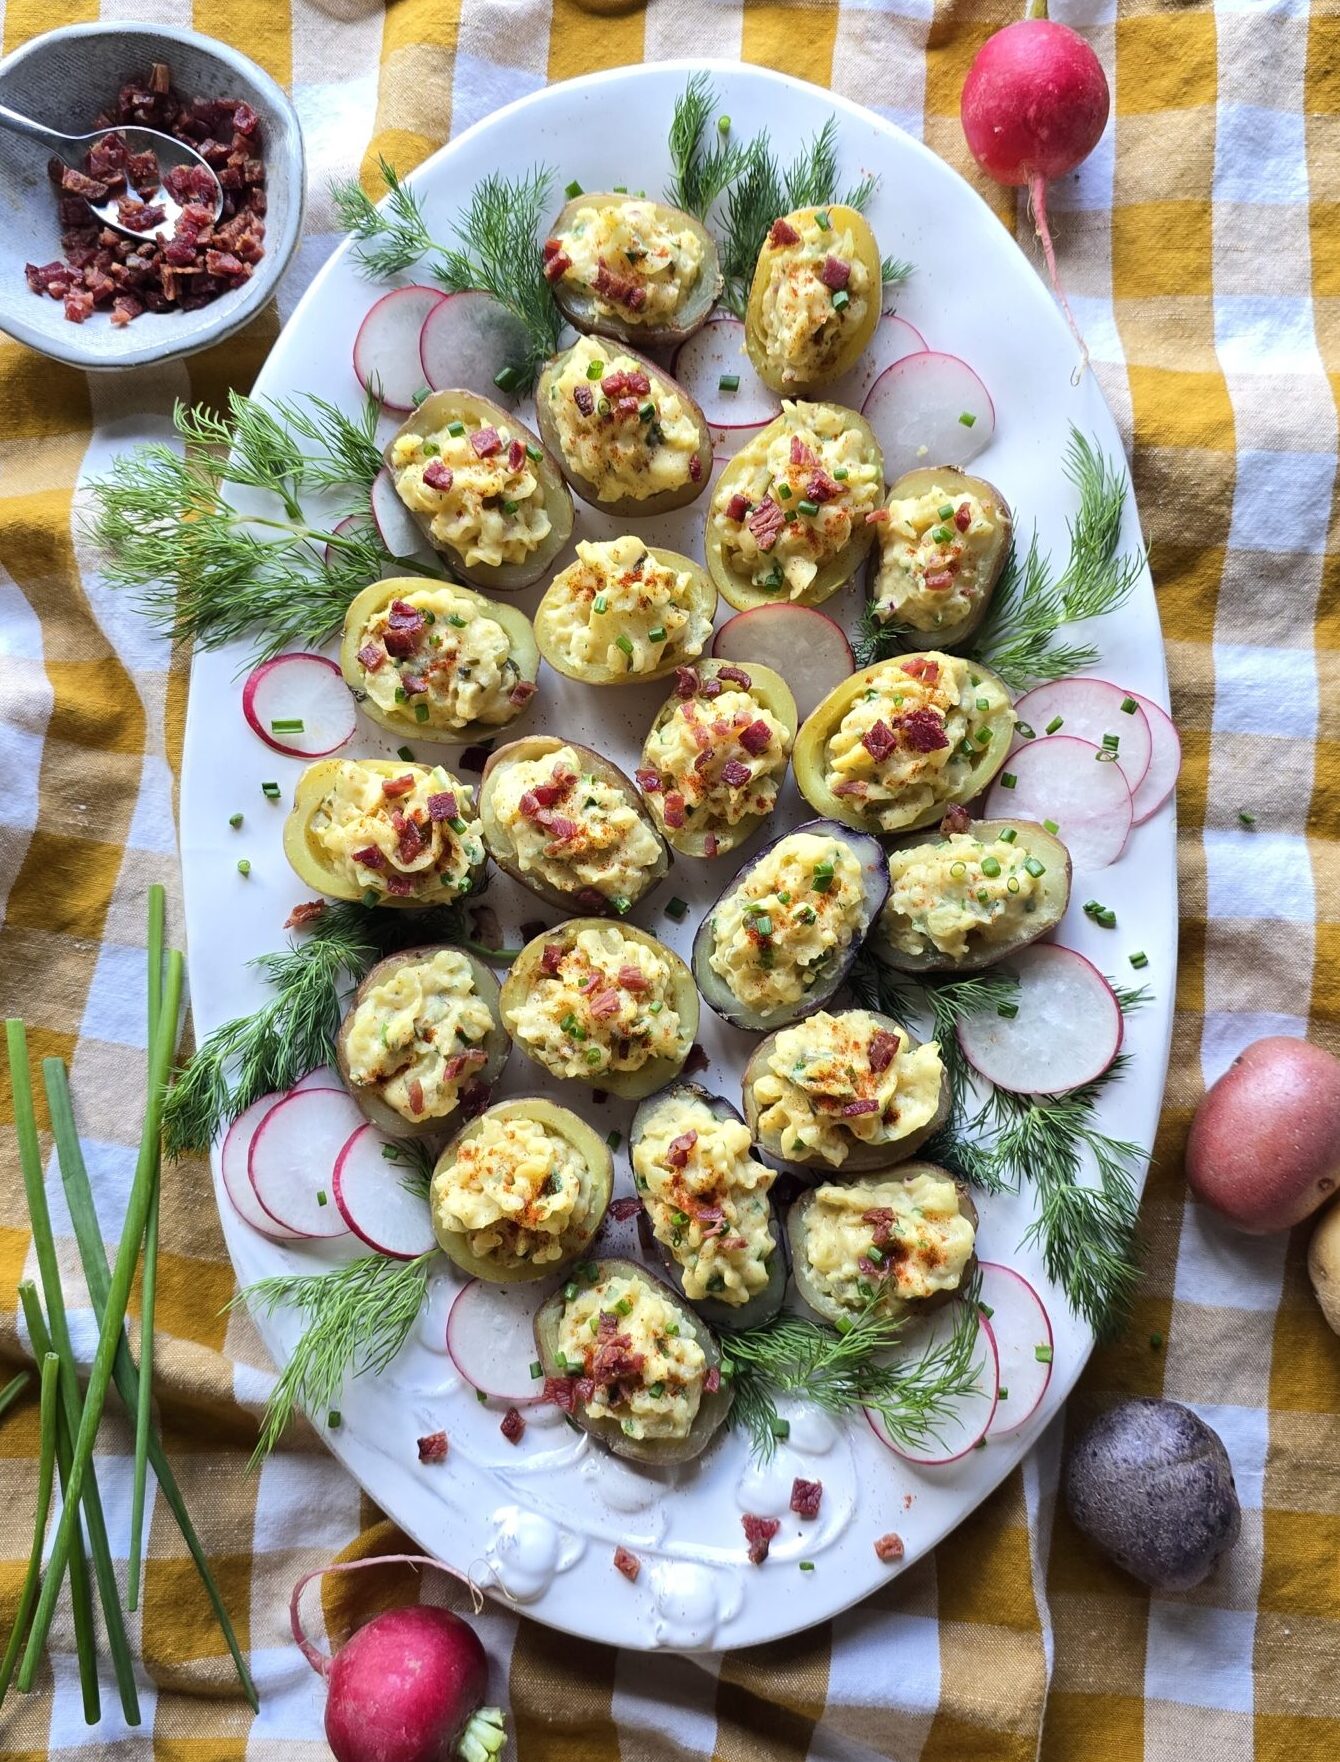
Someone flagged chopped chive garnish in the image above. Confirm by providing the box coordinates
[1035,1345,1053,1364]
[798,498,820,517]
[564,178,582,198]
[261,781,280,800]
[981,856,1001,877]
[397,746,414,761]
[1130,950,1149,969]
[999,772,1017,789]
[316,1189,326,1206]
[447,421,465,436]
[976,697,989,712]
[978,1301,994,1318]
[950,860,967,879]
[831,289,850,311]
[526,442,543,461]
[938,503,954,519]
[997,1001,1018,1019]
[799,1560,815,1572]
[502,499,519,515]
[1045,715,1063,734]
[1101,732,1120,751]
[1238,809,1256,826]
[228,811,243,828]
[959,411,977,427]
[1016,721,1035,740]
[530,1359,543,1379]
[270,718,304,734]
[665,896,688,920]
[563,1283,578,1302]
[236,858,251,877]
[1024,856,1046,877]
[639,401,655,422]
[611,896,631,915]
[998,1387,1009,1401]
[833,466,848,479]
[586,360,604,380]
[414,703,429,723]
[1042,818,1059,835]
[493,364,520,393]
[999,827,1017,843]
[361,888,379,907]
[648,626,667,644]
[448,613,469,628]
[719,373,740,392]
[615,634,635,658]
[1121,696,1138,714]
[593,593,607,614]
[975,727,992,745]
[777,482,792,500]
[770,1417,791,1440]
[718,114,731,134]
[1150,1332,1164,1349]
[606,1130,621,1150]
[328,1409,340,1427]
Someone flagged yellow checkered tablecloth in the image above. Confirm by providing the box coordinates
[2,0,1338,1756]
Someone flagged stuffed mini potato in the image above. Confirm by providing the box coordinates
[744,204,883,395]
[500,919,699,1100]
[637,659,798,859]
[479,736,670,916]
[706,401,884,612]
[875,813,1072,975]
[533,537,715,686]
[743,1007,949,1172]
[629,1084,785,1332]
[283,758,486,907]
[542,191,721,348]
[867,468,1013,650]
[535,336,712,515]
[340,577,539,745]
[430,1097,612,1282]
[794,652,1016,836]
[533,1257,734,1465]
[385,390,573,591]
[788,1164,978,1326]
[335,946,509,1138]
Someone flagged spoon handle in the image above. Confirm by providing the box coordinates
[0,103,71,155]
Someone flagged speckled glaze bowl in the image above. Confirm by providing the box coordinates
[0,23,304,370]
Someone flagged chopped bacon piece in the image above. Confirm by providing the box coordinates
[618,963,649,992]
[747,497,785,552]
[543,1374,576,1412]
[725,493,750,523]
[874,1532,905,1563]
[666,1130,698,1169]
[955,502,973,532]
[470,426,501,458]
[790,435,819,469]
[609,1196,643,1222]
[769,217,800,248]
[689,453,703,482]
[499,1407,526,1445]
[538,811,577,843]
[283,900,326,930]
[862,1206,895,1248]
[383,624,419,659]
[590,988,622,1020]
[634,767,662,793]
[833,779,868,797]
[842,1098,879,1117]
[868,1030,900,1074]
[384,872,416,896]
[861,719,897,762]
[539,944,566,982]
[593,257,648,311]
[941,803,972,836]
[820,255,850,290]
[501,439,523,475]
[542,237,562,261]
[866,508,890,525]
[542,247,571,281]
[407,1077,425,1115]
[807,469,843,504]
[351,846,385,871]
[575,886,608,911]
[900,656,940,682]
[791,1478,823,1519]
[613,1545,641,1582]
[857,1254,888,1280]
[716,664,752,688]
[742,1513,781,1565]
[509,679,537,706]
[738,719,773,757]
[381,773,417,798]
[422,459,453,493]
[427,791,458,822]
[601,368,651,399]
[720,759,752,789]
[924,570,955,592]
[396,817,426,864]
[663,791,687,830]
[674,665,701,698]
[898,708,950,753]
[60,165,111,200]
[703,1366,721,1394]
[356,642,384,672]
[704,833,719,857]
[574,385,595,417]
[416,1430,448,1462]
[591,1334,645,1388]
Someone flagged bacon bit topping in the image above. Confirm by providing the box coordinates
[618,963,650,992]
[747,497,785,552]
[955,502,973,532]
[720,758,752,789]
[725,493,751,523]
[574,384,595,416]
[470,426,501,458]
[790,435,819,469]
[541,813,578,843]
[742,1513,781,1565]
[769,217,800,248]
[874,1532,905,1563]
[356,642,384,672]
[738,719,773,757]
[714,664,750,689]
[575,886,608,911]
[352,845,385,871]
[665,1130,698,1169]
[590,988,622,1020]
[601,368,651,399]
[509,679,537,706]
[861,719,897,762]
[901,656,940,682]
[396,817,426,865]
[540,942,564,975]
[898,708,950,753]
[663,791,687,829]
[593,257,648,311]
[500,1407,526,1444]
[440,1049,485,1084]
[542,244,571,281]
[820,255,851,290]
[543,1375,576,1412]
[387,598,427,631]
[384,873,416,896]
[842,1098,879,1117]
[674,665,700,698]
[508,438,526,472]
[416,1430,448,1462]
[701,676,723,699]
[426,791,458,822]
[283,899,326,930]
[791,1478,823,1519]
[833,779,868,797]
[613,1545,641,1582]
[703,1365,721,1394]
[406,1077,425,1116]
[868,1030,900,1075]
[591,1333,645,1388]
[807,468,843,504]
[862,1206,894,1248]
[381,773,416,798]
[941,803,972,836]
[422,459,454,493]
[609,1196,643,1222]
[689,453,703,482]
[866,507,890,524]
[634,767,662,792]
[542,237,561,261]
[704,833,719,857]
[924,570,955,592]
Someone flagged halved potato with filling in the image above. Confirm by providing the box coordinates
[340,577,539,745]
[744,204,882,396]
[543,191,722,348]
[867,468,1013,651]
[533,538,715,686]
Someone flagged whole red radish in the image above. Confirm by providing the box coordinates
[960,17,1110,357]
[292,1555,507,1762]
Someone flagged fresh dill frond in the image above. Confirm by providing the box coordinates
[331,156,435,278]
[881,255,914,288]
[666,74,747,217]
[237,1252,436,1462]
[850,600,905,670]
[1111,981,1153,1013]
[721,1288,984,1464]
[972,427,1144,690]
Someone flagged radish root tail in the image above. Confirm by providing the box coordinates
[290,1552,486,1679]
[1028,172,1090,378]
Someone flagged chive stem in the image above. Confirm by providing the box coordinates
[0,1351,60,1708]
[0,1370,30,1421]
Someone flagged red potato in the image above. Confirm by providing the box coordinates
[1186,1037,1340,1234]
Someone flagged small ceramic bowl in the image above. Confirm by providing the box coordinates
[0,23,304,371]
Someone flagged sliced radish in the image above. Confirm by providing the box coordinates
[371,465,435,566]
[446,1279,552,1403]
[670,316,780,433]
[985,734,1132,870]
[248,1088,364,1238]
[867,1307,999,1464]
[353,285,443,411]
[1128,691,1181,825]
[827,313,927,413]
[420,290,531,400]
[220,1093,303,1239]
[324,512,372,570]
[712,606,854,722]
[291,1066,344,1093]
[860,351,995,480]
[979,1262,1054,1437]
[242,654,357,760]
[1012,679,1151,793]
[958,944,1122,1096]
[333,1123,437,1260]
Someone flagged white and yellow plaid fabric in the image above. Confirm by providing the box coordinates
[2,1,1338,1757]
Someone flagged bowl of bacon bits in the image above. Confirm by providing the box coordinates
[0,22,303,369]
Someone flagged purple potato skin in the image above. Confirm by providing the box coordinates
[1064,1398,1241,1592]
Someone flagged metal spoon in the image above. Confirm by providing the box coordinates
[0,101,223,242]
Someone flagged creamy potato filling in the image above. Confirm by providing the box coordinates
[711,402,882,597]
[824,654,1013,831]
[353,586,523,731]
[390,413,551,567]
[709,832,866,1014]
[546,336,701,501]
[754,210,873,386]
[639,681,790,839]
[872,485,1002,633]
[344,950,494,1123]
[431,1112,598,1269]
[800,1171,976,1319]
[749,1008,943,1167]
[543,536,709,676]
[489,745,662,905]
[632,1094,776,1305]
[548,198,704,325]
[510,925,682,1080]
[556,1272,706,1441]
[307,762,483,902]
[883,831,1041,960]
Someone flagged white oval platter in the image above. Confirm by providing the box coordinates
[178,60,1175,1653]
